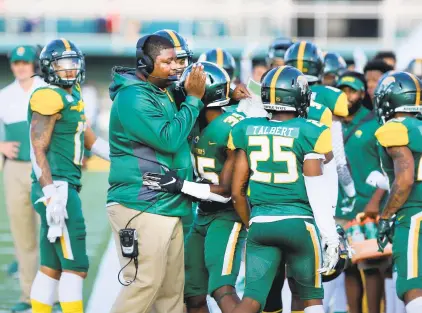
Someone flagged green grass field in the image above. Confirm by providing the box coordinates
[0,172,111,312]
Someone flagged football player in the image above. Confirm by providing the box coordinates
[228,65,339,313]
[28,39,109,313]
[322,52,347,87]
[405,58,422,79]
[284,41,355,204]
[198,48,236,82]
[263,42,353,313]
[266,37,295,69]
[153,29,193,79]
[375,71,422,313]
[143,61,250,313]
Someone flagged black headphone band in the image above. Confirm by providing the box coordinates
[136,35,156,75]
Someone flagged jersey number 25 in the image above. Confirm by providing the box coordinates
[248,135,299,184]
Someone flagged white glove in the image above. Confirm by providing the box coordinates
[366,171,390,190]
[47,224,63,243]
[43,184,68,227]
[319,242,340,275]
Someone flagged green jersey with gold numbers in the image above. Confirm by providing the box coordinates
[28,84,87,187]
[229,117,332,217]
[376,116,422,211]
[311,84,349,117]
[308,100,333,128]
[193,111,246,218]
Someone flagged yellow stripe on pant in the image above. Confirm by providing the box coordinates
[305,221,322,288]
[408,212,422,279]
[60,224,74,260]
[221,222,242,275]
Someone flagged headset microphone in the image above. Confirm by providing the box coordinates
[148,74,178,82]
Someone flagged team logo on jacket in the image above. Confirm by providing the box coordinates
[355,130,363,138]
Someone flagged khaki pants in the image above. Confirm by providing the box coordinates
[107,204,185,313]
[4,159,38,303]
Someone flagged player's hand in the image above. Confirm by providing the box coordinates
[231,83,251,101]
[363,200,380,219]
[377,218,394,252]
[45,188,68,228]
[318,243,339,275]
[185,63,206,100]
[143,170,184,194]
[0,141,20,159]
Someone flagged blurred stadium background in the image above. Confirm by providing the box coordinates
[1,0,422,312]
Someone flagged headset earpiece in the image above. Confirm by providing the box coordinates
[136,35,155,75]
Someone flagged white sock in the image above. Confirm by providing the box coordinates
[30,271,59,312]
[59,272,84,313]
[281,278,292,311]
[385,278,395,313]
[393,271,406,313]
[322,278,337,312]
[405,297,422,313]
[333,272,348,312]
[304,304,324,313]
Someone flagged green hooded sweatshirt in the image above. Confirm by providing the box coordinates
[107,67,204,216]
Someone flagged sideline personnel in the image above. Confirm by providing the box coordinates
[107,34,206,313]
[0,45,45,313]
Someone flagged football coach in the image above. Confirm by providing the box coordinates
[106,34,206,312]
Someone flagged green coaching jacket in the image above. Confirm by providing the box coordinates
[107,67,204,216]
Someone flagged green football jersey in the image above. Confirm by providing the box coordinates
[28,84,86,187]
[376,116,422,211]
[193,111,246,216]
[229,117,332,217]
[311,84,349,117]
[307,100,333,128]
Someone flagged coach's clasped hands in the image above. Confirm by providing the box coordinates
[184,63,206,100]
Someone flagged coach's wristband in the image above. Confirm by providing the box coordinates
[42,184,56,199]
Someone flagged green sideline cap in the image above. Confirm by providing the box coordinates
[10,45,37,63]
[337,75,365,92]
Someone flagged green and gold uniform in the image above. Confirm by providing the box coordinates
[311,84,349,117]
[229,116,332,309]
[376,116,422,300]
[28,84,89,272]
[185,111,247,298]
[308,100,332,128]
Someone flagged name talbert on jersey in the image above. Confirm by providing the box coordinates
[249,125,299,137]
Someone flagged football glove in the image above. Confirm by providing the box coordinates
[143,170,184,194]
[319,242,340,275]
[45,188,68,228]
[377,217,394,252]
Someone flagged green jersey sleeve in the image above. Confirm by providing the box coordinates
[117,87,203,154]
[227,118,250,151]
[375,118,410,148]
[301,120,333,155]
[30,87,65,115]
[311,85,349,117]
[308,101,333,128]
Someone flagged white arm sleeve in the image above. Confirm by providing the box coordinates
[331,120,356,197]
[324,159,339,216]
[304,174,339,246]
[181,180,231,203]
[91,137,110,161]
